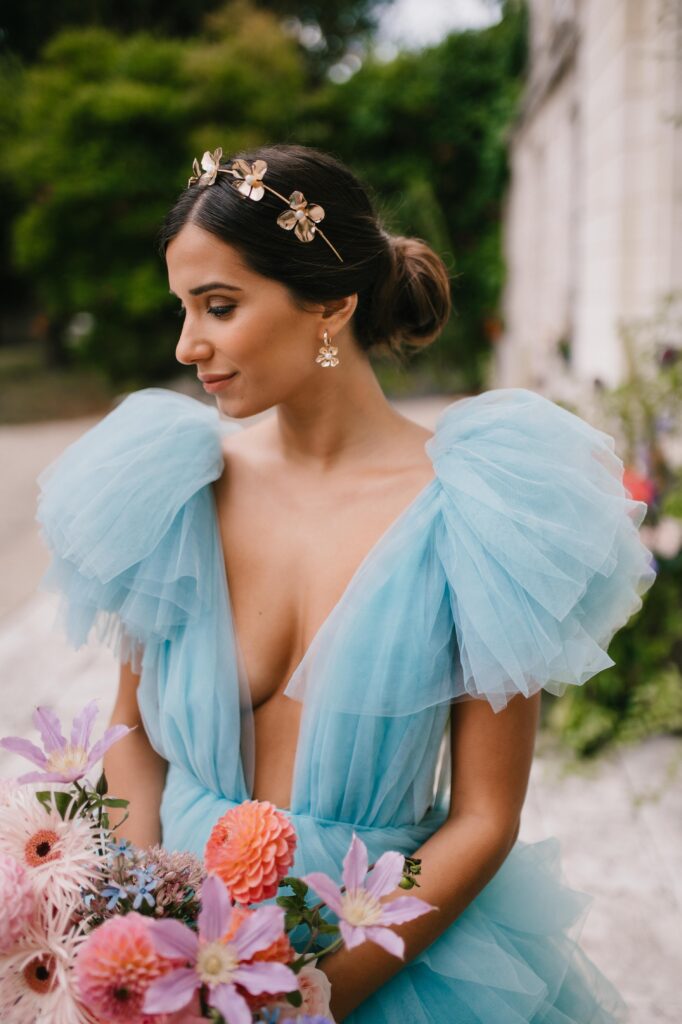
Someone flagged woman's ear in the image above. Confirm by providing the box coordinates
[320,293,358,336]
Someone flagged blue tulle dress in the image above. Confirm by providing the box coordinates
[35,386,656,1024]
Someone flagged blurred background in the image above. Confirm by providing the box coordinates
[0,1,680,1019]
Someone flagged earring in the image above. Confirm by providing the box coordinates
[316,328,339,367]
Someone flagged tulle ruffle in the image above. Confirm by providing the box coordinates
[35,388,235,671]
[425,387,657,712]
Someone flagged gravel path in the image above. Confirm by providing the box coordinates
[1,393,680,1021]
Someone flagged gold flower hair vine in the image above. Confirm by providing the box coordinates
[187,148,344,263]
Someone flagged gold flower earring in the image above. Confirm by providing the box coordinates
[316,328,339,368]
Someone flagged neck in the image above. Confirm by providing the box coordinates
[272,332,402,472]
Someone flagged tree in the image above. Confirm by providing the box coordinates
[296,0,528,388]
[0,0,393,79]
[0,2,306,384]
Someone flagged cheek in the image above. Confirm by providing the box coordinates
[230,308,310,370]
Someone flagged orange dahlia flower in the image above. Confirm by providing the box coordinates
[204,800,297,905]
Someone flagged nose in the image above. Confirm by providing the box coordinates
[175,314,212,366]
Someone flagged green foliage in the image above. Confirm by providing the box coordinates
[297,2,528,388]
[1,0,393,75]
[0,0,524,391]
[545,300,682,757]
[0,5,305,386]
[546,553,682,757]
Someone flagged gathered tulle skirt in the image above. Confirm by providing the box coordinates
[162,765,629,1024]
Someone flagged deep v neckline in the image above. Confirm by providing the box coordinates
[212,468,440,699]
[210,441,440,809]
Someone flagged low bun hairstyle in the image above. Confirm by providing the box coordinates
[158,143,452,359]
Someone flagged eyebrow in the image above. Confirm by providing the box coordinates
[168,281,244,297]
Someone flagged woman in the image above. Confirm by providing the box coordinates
[36,143,656,1022]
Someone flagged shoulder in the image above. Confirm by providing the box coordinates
[425,387,657,712]
[425,386,624,512]
[426,386,611,460]
[38,387,234,511]
[35,388,241,666]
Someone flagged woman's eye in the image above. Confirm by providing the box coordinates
[173,303,235,318]
[208,305,235,318]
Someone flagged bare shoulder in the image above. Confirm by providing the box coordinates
[215,415,276,485]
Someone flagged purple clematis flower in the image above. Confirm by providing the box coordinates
[143,874,299,1024]
[0,699,133,784]
[301,832,437,959]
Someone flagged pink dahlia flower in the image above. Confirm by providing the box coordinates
[0,852,35,953]
[301,832,437,959]
[0,699,132,784]
[204,799,297,905]
[143,874,298,1024]
[75,911,174,1023]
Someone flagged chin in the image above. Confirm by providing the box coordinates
[215,392,271,420]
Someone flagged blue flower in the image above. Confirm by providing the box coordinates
[106,837,134,861]
[82,889,97,910]
[128,869,158,910]
[100,883,129,911]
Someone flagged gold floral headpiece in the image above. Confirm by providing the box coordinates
[187,148,344,263]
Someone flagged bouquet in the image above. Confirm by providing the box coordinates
[0,701,436,1024]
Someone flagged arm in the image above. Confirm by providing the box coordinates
[102,656,169,849]
[321,689,542,1022]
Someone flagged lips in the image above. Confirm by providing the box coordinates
[201,372,239,394]
[199,372,238,382]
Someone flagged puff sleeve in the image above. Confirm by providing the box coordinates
[35,387,231,672]
[425,387,658,712]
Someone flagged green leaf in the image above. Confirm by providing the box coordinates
[35,790,52,812]
[317,921,339,934]
[55,790,77,819]
[283,876,309,899]
[275,895,302,910]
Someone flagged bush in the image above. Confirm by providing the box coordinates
[0,4,305,387]
[545,295,682,757]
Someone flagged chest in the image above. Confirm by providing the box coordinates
[212,462,436,709]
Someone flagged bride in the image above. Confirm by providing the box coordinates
[37,143,655,1022]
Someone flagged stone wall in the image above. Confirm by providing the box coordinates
[496,0,682,389]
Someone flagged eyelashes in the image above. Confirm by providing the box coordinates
[175,305,236,319]
[208,306,236,318]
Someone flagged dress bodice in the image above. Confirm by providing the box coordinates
[36,386,656,837]
[35,385,647,1024]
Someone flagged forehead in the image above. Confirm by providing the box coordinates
[166,223,251,285]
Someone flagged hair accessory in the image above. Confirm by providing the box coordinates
[316,328,339,368]
[187,148,343,263]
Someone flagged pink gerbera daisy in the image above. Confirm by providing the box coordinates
[0,785,102,908]
[0,851,36,953]
[0,895,93,1024]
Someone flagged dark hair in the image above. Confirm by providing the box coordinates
[158,143,451,359]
